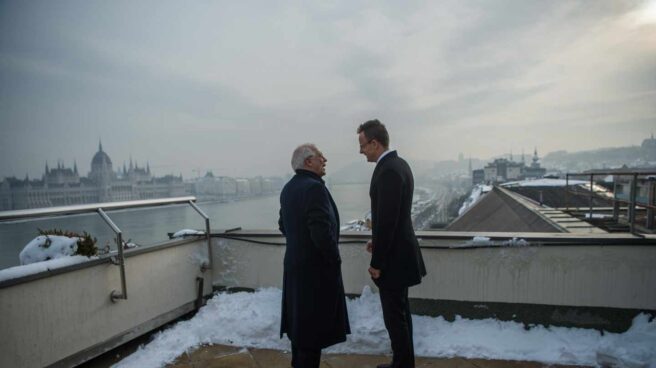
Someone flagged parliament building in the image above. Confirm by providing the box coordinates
[0,142,185,211]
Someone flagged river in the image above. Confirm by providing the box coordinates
[0,183,372,269]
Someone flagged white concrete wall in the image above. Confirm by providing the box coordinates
[2,232,654,367]
[0,239,212,368]
[413,244,656,309]
[484,167,497,182]
[211,234,656,310]
[507,166,522,180]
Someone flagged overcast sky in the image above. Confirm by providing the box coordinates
[1,0,655,179]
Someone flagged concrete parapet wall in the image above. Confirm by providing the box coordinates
[414,244,656,310]
[211,231,656,322]
[0,239,212,368]
[2,231,654,368]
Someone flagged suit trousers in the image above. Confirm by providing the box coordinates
[379,286,415,368]
[291,344,321,368]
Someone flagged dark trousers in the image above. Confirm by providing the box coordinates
[379,286,414,368]
[291,344,321,368]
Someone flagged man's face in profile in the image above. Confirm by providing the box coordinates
[306,151,327,177]
[358,132,377,163]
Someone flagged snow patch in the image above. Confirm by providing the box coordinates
[172,229,205,238]
[596,313,656,368]
[0,255,95,282]
[454,237,529,248]
[471,236,491,244]
[19,235,79,265]
[114,287,656,368]
[458,185,491,216]
[501,179,587,187]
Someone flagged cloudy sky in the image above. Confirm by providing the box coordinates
[1,0,655,179]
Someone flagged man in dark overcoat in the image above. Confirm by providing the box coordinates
[278,143,350,368]
[357,120,427,368]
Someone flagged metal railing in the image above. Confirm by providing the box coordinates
[565,172,656,233]
[0,196,211,302]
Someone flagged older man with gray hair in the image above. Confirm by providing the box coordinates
[278,143,350,368]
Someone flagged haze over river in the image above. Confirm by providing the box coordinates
[0,183,372,269]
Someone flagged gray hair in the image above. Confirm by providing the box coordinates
[291,143,318,170]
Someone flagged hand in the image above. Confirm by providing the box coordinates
[368,267,381,279]
[365,240,373,254]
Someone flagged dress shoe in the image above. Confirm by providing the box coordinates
[376,364,392,368]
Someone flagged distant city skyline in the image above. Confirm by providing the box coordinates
[2,133,656,181]
[8,134,656,185]
[1,1,655,180]
[0,140,287,211]
[2,139,289,181]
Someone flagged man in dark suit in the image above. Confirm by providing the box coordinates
[278,143,351,368]
[357,120,427,368]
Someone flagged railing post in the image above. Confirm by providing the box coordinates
[612,175,620,221]
[189,200,213,273]
[629,174,638,234]
[0,196,202,303]
[97,208,127,302]
[589,174,594,220]
[648,178,655,230]
[565,174,569,211]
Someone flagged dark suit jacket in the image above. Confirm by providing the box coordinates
[278,169,350,349]
[370,151,427,289]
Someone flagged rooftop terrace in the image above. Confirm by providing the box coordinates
[83,343,588,368]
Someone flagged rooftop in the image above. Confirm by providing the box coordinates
[82,342,587,368]
[166,344,585,368]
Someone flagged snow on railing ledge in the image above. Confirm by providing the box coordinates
[0,255,97,283]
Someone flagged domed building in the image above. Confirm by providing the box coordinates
[0,141,186,210]
[641,133,656,162]
[89,141,116,184]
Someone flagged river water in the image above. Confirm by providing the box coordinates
[0,183,371,269]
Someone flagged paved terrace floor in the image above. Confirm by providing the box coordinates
[164,344,588,368]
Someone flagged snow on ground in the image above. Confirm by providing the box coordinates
[19,235,79,265]
[114,287,656,368]
[457,236,530,248]
[500,179,614,198]
[0,255,94,282]
[458,185,492,216]
[172,229,205,238]
[340,219,369,232]
[501,179,587,187]
[471,236,491,244]
[340,211,372,232]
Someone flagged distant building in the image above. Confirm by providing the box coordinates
[642,133,656,162]
[523,148,548,179]
[248,177,263,196]
[472,169,485,185]
[45,161,80,186]
[483,158,523,183]
[193,173,238,201]
[0,141,185,211]
[473,148,547,185]
[191,172,283,202]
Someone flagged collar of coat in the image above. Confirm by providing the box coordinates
[295,169,325,183]
[376,150,397,167]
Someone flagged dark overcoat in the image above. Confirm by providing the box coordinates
[370,151,427,289]
[278,169,350,349]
